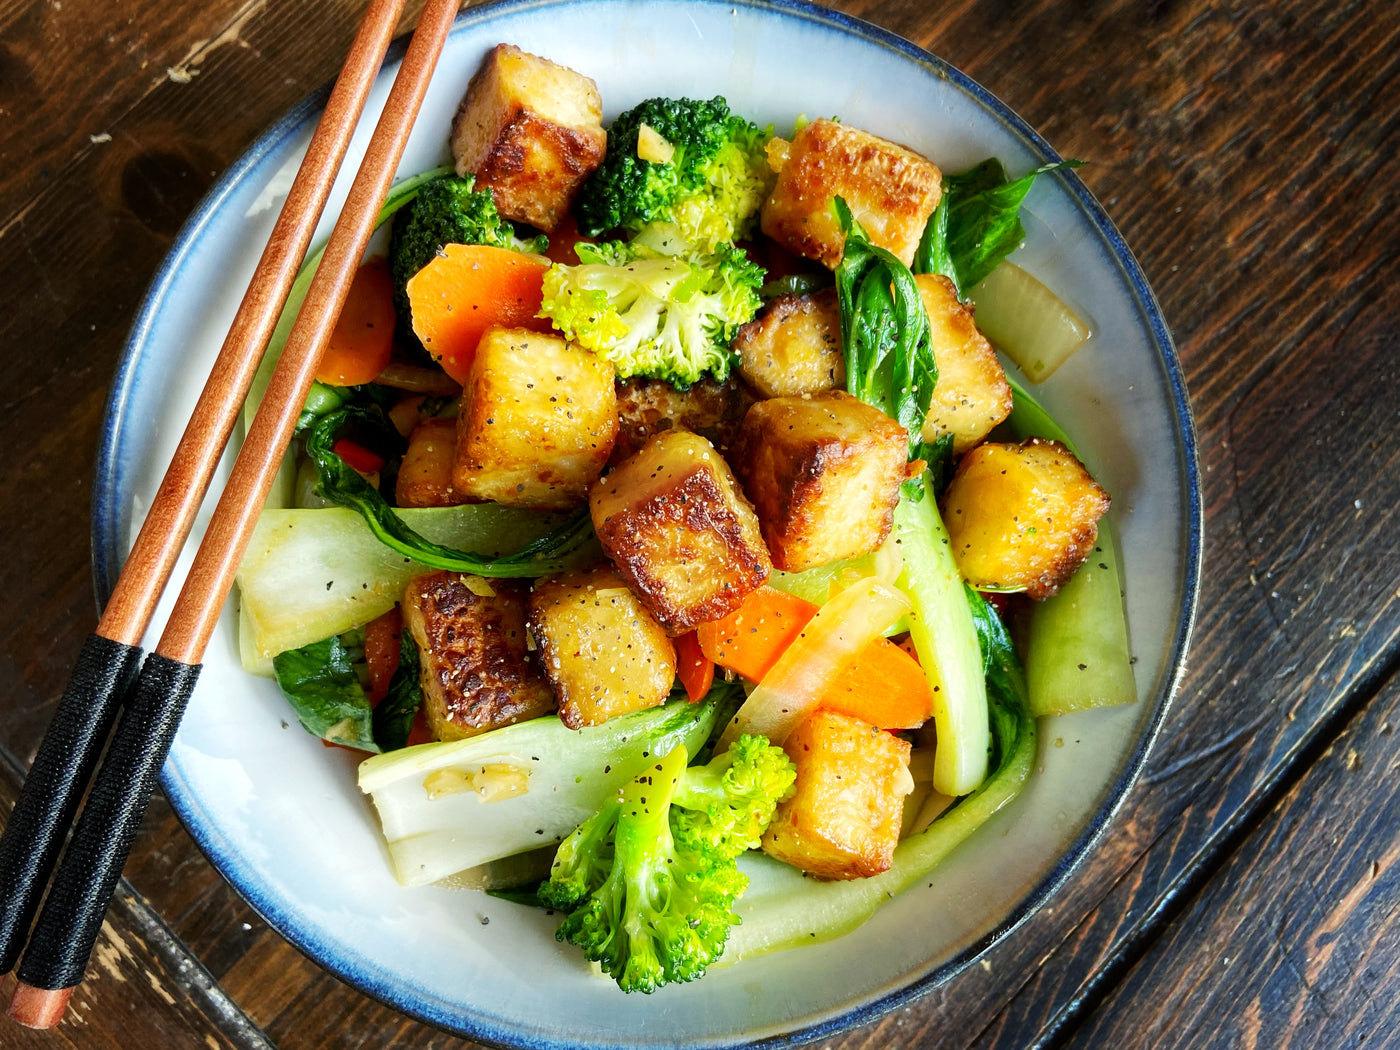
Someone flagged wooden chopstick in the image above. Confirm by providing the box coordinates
[0,0,409,996]
[4,0,463,1028]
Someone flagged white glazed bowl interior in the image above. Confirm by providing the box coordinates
[94,1,1199,1046]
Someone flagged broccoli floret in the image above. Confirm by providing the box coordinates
[575,96,774,254]
[387,174,547,319]
[539,737,795,993]
[537,239,764,387]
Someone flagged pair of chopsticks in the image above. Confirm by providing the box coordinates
[0,0,464,1028]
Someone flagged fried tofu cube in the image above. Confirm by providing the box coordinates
[762,711,913,880]
[941,438,1110,599]
[450,44,607,232]
[731,391,909,572]
[453,326,617,509]
[528,565,677,728]
[915,274,1013,454]
[733,288,845,399]
[589,430,771,632]
[611,375,755,463]
[403,571,555,741]
[396,418,467,508]
[760,118,942,269]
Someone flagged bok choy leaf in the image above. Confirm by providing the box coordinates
[833,198,987,795]
[303,405,597,578]
[273,633,379,753]
[914,158,1082,294]
[833,197,935,462]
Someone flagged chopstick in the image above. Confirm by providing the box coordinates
[0,0,410,993]
[1,0,462,1028]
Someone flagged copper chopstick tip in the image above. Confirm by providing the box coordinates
[7,981,73,1029]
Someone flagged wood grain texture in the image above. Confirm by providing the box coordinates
[1065,668,1400,1050]
[0,0,1397,1046]
[0,761,269,1050]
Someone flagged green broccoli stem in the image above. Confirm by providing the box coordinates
[612,746,686,986]
[539,799,621,911]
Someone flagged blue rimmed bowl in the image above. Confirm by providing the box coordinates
[94,0,1200,1045]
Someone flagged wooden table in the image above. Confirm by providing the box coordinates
[2,0,1396,1046]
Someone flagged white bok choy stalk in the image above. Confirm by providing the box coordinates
[236,503,590,673]
[833,198,989,797]
[357,694,726,887]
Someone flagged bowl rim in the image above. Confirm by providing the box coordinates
[91,0,1202,1045]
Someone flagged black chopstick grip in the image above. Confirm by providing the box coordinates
[15,653,201,991]
[0,634,142,975]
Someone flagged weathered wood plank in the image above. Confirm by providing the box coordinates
[0,0,1398,1048]
[0,761,268,1050]
[1063,667,1400,1049]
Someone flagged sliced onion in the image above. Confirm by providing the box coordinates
[716,578,911,751]
[968,261,1090,383]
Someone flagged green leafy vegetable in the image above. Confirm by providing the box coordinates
[371,629,422,752]
[831,199,988,795]
[273,634,378,752]
[302,404,598,577]
[914,158,1082,293]
[965,584,1031,770]
[833,197,936,463]
[539,735,795,993]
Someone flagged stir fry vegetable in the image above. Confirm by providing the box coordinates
[233,40,1135,995]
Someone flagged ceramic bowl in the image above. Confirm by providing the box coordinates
[94,0,1200,1045]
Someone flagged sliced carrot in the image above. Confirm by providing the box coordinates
[317,256,396,386]
[363,606,403,706]
[822,638,931,730]
[332,438,386,475]
[674,631,715,703]
[698,585,932,729]
[406,708,434,747]
[696,586,816,683]
[406,244,552,383]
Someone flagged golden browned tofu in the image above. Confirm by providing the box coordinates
[733,288,845,399]
[731,391,908,572]
[403,571,555,741]
[916,274,1013,454]
[589,430,771,632]
[941,438,1110,599]
[450,44,607,232]
[453,326,617,509]
[396,418,467,508]
[611,375,754,463]
[762,711,913,880]
[528,565,677,729]
[760,118,942,269]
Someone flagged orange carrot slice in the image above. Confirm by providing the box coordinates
[363,606,403,706]
[674,631,715,703]
[822,638,931,730]
[318,256,396,386]
[698,585,933,730]
[696,586,815,683]
[406,244,552,383]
